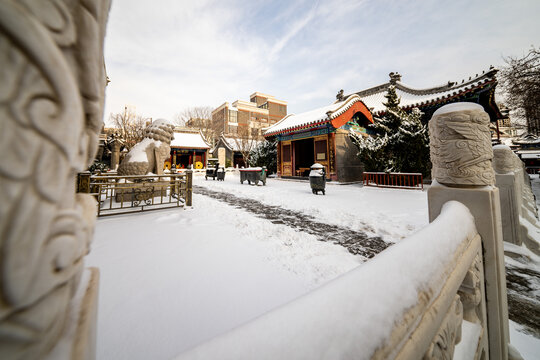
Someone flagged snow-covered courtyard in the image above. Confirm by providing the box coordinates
[86,172,540,359]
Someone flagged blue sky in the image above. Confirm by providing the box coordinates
[103,0,540,121]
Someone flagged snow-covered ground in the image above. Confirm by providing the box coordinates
[87,172,539,359]
[194,172,429,243]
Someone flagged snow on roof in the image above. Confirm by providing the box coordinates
[171,131,210,149]
[264,95,367,136]
[513,134,540,145]
[220,135,262,152]
[349,68,498,115]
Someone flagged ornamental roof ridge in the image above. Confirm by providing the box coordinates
[346,67,498,99]
[327,94,364,119]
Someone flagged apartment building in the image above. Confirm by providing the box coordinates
[211,92,287,139]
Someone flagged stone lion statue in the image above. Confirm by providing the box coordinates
[117,119,175,175]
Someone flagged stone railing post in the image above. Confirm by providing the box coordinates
[493,145,522,246]
[186,170,193,206]
[427,103,510,360]
[494,145,540,255]
[111,139,122,170]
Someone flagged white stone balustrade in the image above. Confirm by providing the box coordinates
[176,201,486,360]
[493,145,540,255]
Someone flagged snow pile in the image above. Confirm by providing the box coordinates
[432,102,483,116]
[175,201,477,360]
[309,163,324,177]
[509,320,540,360]
[128,138,161,162]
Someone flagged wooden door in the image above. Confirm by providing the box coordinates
[314,136,329,176]
[281,141,292,176]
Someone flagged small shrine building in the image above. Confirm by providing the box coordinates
[212,134,262,168]
[168,129,210,169]
[265,68,505,182]
[264,94,373,182]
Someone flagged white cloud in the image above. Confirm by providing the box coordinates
[103,0,540,121]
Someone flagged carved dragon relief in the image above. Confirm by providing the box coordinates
[0,0,110,357]
[458,253,483,323]
[429,104,495,187]
[423,295,464,360]
[493,146,516,175]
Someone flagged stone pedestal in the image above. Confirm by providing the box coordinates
[428,182,509,360]
[495,173,522,245]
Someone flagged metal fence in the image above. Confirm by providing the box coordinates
[363,171,424,190]
[77,171,192,216]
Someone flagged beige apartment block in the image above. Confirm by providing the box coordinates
[212,92,287,139]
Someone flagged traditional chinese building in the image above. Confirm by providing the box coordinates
[264,95,373,182]
[168,129,210,169]
[212,134,261,168]
[266,68,504,182]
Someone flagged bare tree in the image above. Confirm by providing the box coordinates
[230,125,259,167]
[109,106,149,150]
[500,47,540,135]
[173,106,218,146]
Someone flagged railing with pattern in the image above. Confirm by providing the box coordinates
[77,171,192,217]
[363,172,424,190]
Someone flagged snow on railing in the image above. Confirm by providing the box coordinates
[76,171,193,216]
[175,201,486,360]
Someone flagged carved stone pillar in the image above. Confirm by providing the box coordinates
[111,139,122,170]
[427,103,510,360]
[0,0,110,358]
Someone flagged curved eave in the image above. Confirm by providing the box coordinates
[329,98,373,128]
[264,95,373,137]
[264,119,331,137]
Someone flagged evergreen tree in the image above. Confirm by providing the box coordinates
[249,139,277,174]
[349,86,430,175]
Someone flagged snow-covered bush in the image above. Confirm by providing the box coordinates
[249,139,277,174]
[88,161,109,174]
[349,86,431,176]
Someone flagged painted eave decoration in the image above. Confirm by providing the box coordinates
[264,95,372,137]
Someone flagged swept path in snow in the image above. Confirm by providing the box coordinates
[193,185,390,258]
[505,264,540,338]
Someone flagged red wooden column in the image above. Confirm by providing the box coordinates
[328,133,337,181]
[276,141,281,177]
